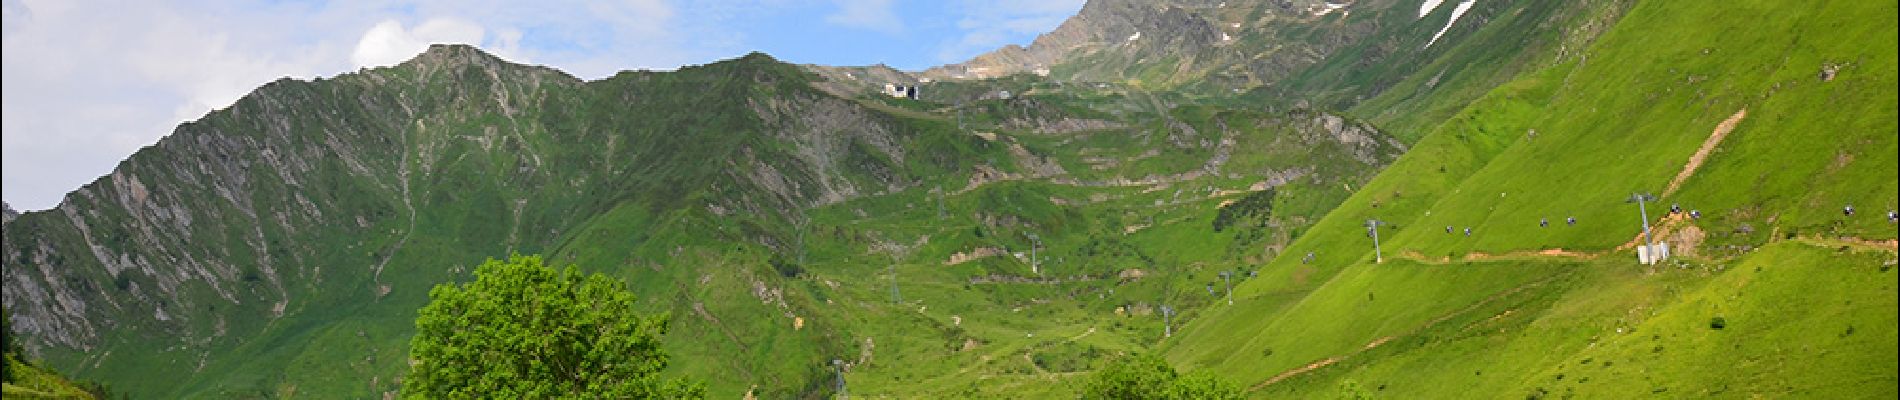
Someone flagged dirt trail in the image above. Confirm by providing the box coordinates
[1247,273,1562,392]
[1254,358,1339,388]
[1664,109,1746,196]
[1392,219,1685,264]
[1465,248,1598,261]
[1393,212,1893,265]
[1398,248,1598,264]
[1793,236,1900,252]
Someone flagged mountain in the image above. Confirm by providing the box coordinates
[2,0,1895,398]
[1164,0,1897,397]
[0,38,1405,396]
[5,356,101,400]
[0,45,1019,397]
[929,0,1635,142]
[923,0,1226,81]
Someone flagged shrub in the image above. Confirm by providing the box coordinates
[1082,354,1241,400]
[1212,189,1275,232]
[769,255,805,278]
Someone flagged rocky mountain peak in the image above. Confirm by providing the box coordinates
[922,0,1225,80]
[402,43,509,70]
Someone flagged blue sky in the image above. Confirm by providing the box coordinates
[0,0,1084,210]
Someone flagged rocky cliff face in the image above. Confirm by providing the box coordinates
[923,0,1337,82]
[1,45,576,351]
[923,0,1631,128]
[926,0,1206,80]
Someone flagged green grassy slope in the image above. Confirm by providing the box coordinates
[4,356,99,400]
[5,38,1409,397]
[1340,0,1637,142]
[1166,0,1898,397]
[4,0,1891,397]
[699,102,1406,398]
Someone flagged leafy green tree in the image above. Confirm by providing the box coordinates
[1083,354,1241,400]
[1167,372,1243,399]
[405,255,703,399]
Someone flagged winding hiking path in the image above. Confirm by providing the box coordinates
[1247,272,1567,392]
[1254,228,1892,390]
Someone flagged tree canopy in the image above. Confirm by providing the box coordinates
[1082,354,1241,400]
[405,255,703,399]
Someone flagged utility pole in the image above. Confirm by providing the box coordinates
[1026,232,1042,275]
[795,215,808,265]
[1627,193,1658,263]
[890,255,901,304]
[833,359,847,399]
[881,237,908,304]
[1160,305,1175,338]
[1365,219,1386,264]
[1219,271,1234,305]
[956,99,965,131]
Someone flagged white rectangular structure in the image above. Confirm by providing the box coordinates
[1637,243,1671,265]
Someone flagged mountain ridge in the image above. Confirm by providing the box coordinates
[1,0,1893,398]
[1,42,1026,397]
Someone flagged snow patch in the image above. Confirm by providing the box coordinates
[1127,31,1141,41]
[1419,0,1447,18]
[1313,2,1349,17]
[1424,0,1475,48]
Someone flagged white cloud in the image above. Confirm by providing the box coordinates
[351,18,487,68]
[1,0,1088,210]
[824,0,902,34]
[3,0,352,210]
[2,0,692,211]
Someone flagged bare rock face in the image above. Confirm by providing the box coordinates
[732,90,914,213]
[801,64,923,98]
[925,0,1225,80]
[922,0,1392,86]
[1302,110,1408,165]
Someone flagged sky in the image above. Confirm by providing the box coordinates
[0,0,1084,211]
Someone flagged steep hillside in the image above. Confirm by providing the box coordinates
[1,39,1408,397]
[927,0,1636,145]
[0,45,1019,398]
[3,0,1891,398]
[1164,0,1898,397]
[4,356,100,400]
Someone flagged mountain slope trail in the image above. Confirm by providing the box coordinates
[1663,108,1746,197]
[1246,271,1569,392]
